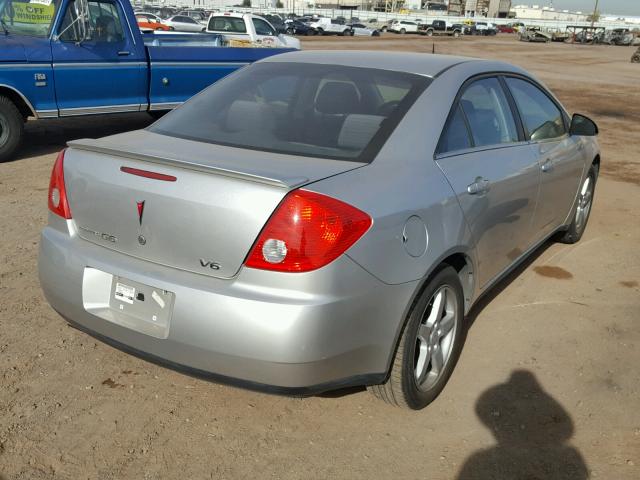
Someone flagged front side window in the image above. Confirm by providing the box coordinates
[59,0,123,43]
[150,62,430,162]
[505,77,566,141]
[459,77,518,148]
[0,0,61,37]
[252,18,275,36]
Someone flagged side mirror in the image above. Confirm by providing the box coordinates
[74,0,90,42]
[570,114,598,136]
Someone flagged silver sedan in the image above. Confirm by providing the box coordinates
[39,51,599,410]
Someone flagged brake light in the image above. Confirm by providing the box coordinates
[48,149,72,219]
[245,190,372,273]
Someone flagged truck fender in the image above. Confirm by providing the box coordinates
[0,84,37,119]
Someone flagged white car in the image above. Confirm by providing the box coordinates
[388,20,420,34]
[207,13,300,49]
[164,15,206,32]
[308,17,352,36]
[347,23,381,37]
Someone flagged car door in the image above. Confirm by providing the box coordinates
[51,0,146,115]
[504,77,584,239]
[435,76,541,289]
[252,17,279,46]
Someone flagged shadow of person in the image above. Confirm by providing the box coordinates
[457,370,588,480]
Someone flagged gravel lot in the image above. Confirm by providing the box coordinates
[1,35,639,479]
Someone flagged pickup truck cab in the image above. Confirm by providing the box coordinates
[0,0,297,161]
[419,20,462,37]
[206,12,300,48]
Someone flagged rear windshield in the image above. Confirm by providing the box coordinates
[150,62,430,162]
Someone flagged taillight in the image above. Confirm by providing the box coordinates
[48,149,72,219]
[245,190,372,273]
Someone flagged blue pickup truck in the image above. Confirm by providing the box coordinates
[0,0,295,161]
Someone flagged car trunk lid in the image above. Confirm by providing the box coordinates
[64,130,364,279]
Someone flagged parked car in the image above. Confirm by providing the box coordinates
[164,15,206,32]
[135,12,172,31]
[419,20,463,37]
[308,17,352,36]
[206,13,300,48]
[347,23,381,37]
[261,14,288,34]
[177,9,208,23]
[519,26,551,43]
[39,51,600,410]
[0,0,295,162]
[388,20,419,34]
[284,19,315,36]
[474,21,497,35]
[496,24,515,34]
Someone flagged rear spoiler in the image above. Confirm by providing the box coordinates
[68,139,308,189]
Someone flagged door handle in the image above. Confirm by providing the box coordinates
[467,177,491,195]
[541,158,554,173]
[117,51,131,56]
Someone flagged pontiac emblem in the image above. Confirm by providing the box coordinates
[136,200,145,225]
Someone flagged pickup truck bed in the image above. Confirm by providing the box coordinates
[0,0,295,162]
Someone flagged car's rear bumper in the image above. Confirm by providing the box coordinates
[38,218,418,392]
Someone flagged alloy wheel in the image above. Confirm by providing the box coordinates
[414,285,459,392]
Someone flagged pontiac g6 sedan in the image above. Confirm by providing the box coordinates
[39,51,599,410]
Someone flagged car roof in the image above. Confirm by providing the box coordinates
[258,51,522,78]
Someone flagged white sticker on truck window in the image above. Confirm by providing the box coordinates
[115,283,135,305]
[30,0,53,6]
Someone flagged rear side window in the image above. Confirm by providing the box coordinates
[439,106,472,153]
[209,17,247,32]
[459,77,518,148]
[505,77,566,141]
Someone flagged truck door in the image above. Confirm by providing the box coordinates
[50,0,146,115]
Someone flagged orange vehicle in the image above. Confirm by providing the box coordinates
[135,12,172,31]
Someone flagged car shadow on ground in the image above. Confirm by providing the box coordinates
[456,369,588,480]
[10,113,156,163]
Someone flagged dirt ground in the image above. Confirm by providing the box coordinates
[1,35,639,479]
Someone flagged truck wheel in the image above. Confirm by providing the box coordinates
[426,29,433,37]
[631,53,640,63]
[0,96,24,163]
[316,28,324,35]
[454,30,460,38]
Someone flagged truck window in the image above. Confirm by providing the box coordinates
[252,18,275,36]
[59,0,124,43]
[209,16,247,33]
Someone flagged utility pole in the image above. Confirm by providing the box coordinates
[590,0,599,28]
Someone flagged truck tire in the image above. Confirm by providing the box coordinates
[632,52,640,63]
[453,30,460,38]
[426,29,433,37]
[0,96,24,163]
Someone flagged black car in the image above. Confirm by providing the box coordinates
[284,19,315,36]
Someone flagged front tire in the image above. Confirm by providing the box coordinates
[369,266,465,410]
[556,164,597,244]
[0,95,24,163]
[400,28,406,34]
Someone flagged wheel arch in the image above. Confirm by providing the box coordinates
[0,85,37,119]
[382,249,476,379]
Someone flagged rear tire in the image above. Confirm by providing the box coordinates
[368,266,465,410]
[400,28,406,34]
[0,95,24,163]
[556,164,597,244]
